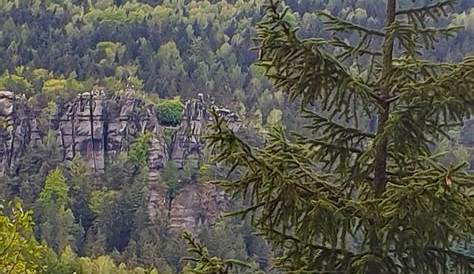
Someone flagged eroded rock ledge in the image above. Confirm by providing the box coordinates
[0,89,240,230]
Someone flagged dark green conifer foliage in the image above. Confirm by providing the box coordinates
[182,232,260,274]
[207,0,474,273]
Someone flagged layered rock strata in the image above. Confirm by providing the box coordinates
[0,89,241,230]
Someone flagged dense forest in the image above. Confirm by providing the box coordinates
[0,0,474,127]
[0,0,473,273]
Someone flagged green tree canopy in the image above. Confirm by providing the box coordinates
[39,168,69,208]
[156,98,184,126]
[0,201,51,274]
[128,131,152,171]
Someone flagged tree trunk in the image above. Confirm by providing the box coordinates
[368,1,397,273]
[373,0,396,196]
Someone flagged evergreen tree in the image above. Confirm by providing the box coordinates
[207,0,474,273]
[182,232,260,274]
[67,156,95,255]
[128,131,152,174]
[37,168,79,253]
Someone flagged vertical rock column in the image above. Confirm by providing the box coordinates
[0,91,17,175]
[0,91,31,176]
[57,91,106,171]
[146,94,242,231]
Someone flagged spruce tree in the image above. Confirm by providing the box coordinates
[207,0,474,273]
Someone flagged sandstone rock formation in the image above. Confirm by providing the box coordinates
[0,89,241,230]
[0,91,40,175]
[2,88,474,231]
[54,88,152,172]
[148,183,230,231]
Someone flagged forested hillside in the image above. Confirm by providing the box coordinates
[1,0,474,126]
[0,0,473,273]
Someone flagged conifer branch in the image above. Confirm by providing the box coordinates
[317,11,385,37]
[302,109,375,139]
[268,228,354,255]
[396,0,455,15]
[395,57,474,123]
[390,22,462,56]
[182,232,257,273]
[396,0,456,22]
[256,0,380,117]
[330,38,382,57]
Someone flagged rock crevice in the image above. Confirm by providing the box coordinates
[0,89,240,230]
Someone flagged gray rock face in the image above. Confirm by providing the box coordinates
[0,88,240,174]
[0,91,40,175]
[0,91,17,175]
[54,88,152,172]
[146,93,241,228]
[0,89,241,230]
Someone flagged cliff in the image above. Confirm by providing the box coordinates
[2,88,472,231]
[0,89,240,230]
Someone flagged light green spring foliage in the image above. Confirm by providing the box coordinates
[88,190,118,215]
[0,201,50,274]
[39,168,68,208]
[156,97,184,126]
[0,72,32,94]
[0,201,160,274]
[207,0,474,273]
[128,131,152,170]
[51,245,159,274]
[0,0,472,134]
[38,168,79,253]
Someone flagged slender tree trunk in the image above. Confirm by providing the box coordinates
[373,0,396,196]
[368,1,397,274]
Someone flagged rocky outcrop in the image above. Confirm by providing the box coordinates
[54,88,153,172]
[0,89,241,230]
[0,91,40,175]
[1,88,240,172]
[147,182,231,232]
[146,93,240,229]
[168,183,229,231]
